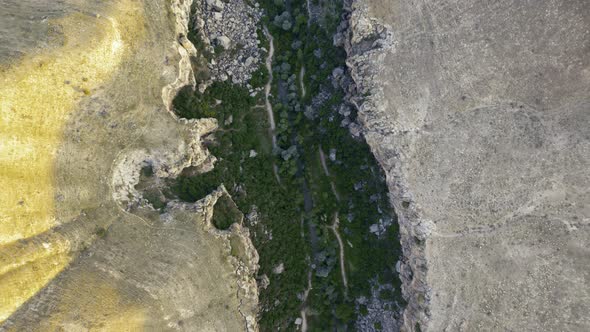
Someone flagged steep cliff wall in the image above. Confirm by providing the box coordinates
[344,0,590,330]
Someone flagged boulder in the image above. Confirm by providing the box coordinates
[216,35,231,49]
[206,0,224,12]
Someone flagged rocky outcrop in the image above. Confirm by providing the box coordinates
[162,0,198,113]
[192,0,263,85]
[341,2,429,329]
[108,0,261,329]
[111,117,217,208]
[168,185,260,332]
[343,0,590,331]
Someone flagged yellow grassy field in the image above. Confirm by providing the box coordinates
[0,0,144,322]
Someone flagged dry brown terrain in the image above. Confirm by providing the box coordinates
[0,0,258,330]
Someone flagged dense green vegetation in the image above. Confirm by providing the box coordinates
[135,165,168,211]
[212,195,243,230]
[249,66,270,89]
[171,0,404,330]
[258,0,404,329]
[170,81,309,328]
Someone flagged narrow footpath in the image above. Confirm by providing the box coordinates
[300,66,306,98]
[330,212,348,292]
[319,146,341,202]
[318,146,348,292]
[263,26,277,148]
[299,270,313,332]
[262,26,281,185]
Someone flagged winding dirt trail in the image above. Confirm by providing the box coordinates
[263,26,277,149]
[262,26,281,185]
[319,146,330,176]
[319,146,341,202]
[299,270,313,332]
[300,66,306,98]
[318,146,348,292]
[330,212,348,292]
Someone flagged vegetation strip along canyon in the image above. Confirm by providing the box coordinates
[169,0,405,330]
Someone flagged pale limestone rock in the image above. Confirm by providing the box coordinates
[343,0,590,331]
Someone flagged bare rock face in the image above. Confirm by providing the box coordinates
[111,117,218,208]
[344,0,590,331]
[162,0,198,112]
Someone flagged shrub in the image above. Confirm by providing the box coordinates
[212,195,242,230]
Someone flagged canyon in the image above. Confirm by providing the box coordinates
[1,0,588,331]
